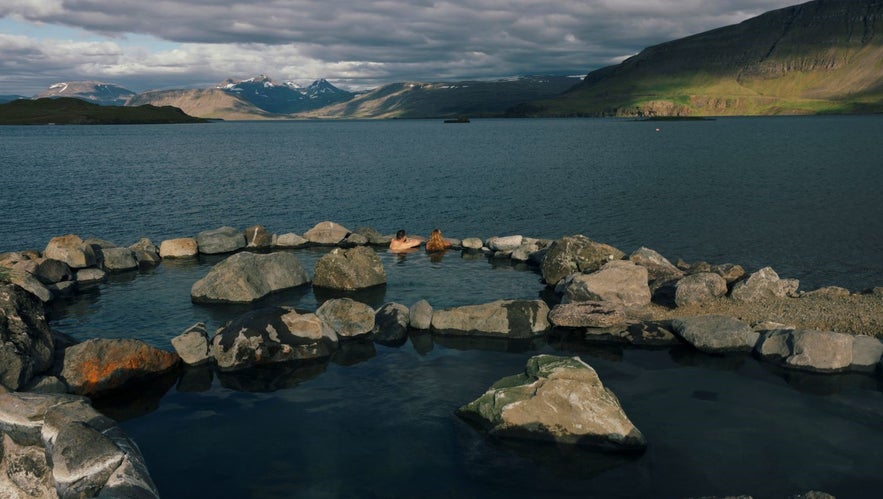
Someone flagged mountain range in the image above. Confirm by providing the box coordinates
[7,0,883,119]
[521,0,883,117]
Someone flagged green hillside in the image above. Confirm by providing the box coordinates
[518,0,883,117]
[0,97,208,124]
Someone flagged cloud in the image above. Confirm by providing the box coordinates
[0,0,799,94]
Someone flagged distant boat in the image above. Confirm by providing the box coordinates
[444,117,470,123]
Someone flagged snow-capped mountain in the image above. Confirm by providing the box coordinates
[34,81,135,106]
[216,75,354,114]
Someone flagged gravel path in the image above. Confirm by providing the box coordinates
[633,292,883,337]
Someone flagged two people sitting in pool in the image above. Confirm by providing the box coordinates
[389,229,452,253]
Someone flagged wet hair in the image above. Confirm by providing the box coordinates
[395,229,407,240]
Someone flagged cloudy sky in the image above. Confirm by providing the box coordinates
[1,0,800,95]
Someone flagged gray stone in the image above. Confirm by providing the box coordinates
[8,272,53,303]
[316,298,376,339]
[171,323,212,365]
[32,258,74,285]
[674,272,728,307]
[59,338,180,396]
[196,226,246,255]
[628,246,684,283]
[0,284,54,391]
[731,266,798,302]
[211,307,338,370]
[0,432,54,497]
[342,232,369,246]
[373,302,410,345]
[672,315,759,353]
[304,221,351,245]
[409,299,433,330]
[245,224,274,249]
[48,281,77,298]
[158,237,198,258]
[353,227,389,245]
[510,238,551,262]
[461,238,483,250]
[561,260,651,307]
[22,375,68,394]
[431,299,550,338]
[100,247,139,272]
[711,263,746,283]
[486,235,523,252]
[191,251,311,304]
[802,286,851,298]
[128,238,161,268]
[457,354,646,450]
[75,267,107,285]
[43,235,98,269]
[274,232,309,249]
[548,301,626,328]
[541,235,625,287]
[851,335,883,371]
[313,246,386,291]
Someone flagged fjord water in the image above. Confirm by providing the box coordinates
[2,117,883,498]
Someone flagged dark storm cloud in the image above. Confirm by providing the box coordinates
[1,0,799,93]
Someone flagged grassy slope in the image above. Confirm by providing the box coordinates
[126,89,281,120]
[0,97,207,124]
[526,0,883,117]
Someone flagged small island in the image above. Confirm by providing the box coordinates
[0,97,209,125]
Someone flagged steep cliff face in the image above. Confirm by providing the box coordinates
[531,0,883,116]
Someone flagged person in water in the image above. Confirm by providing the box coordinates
[389,229,422,251]
[425,229,452,253]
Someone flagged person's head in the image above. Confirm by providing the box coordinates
[429,229,442,242]
[395,229,407,240]
[430,229,441,237]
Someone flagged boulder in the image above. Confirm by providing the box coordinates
[628,247,684,283]
[75,268,107,285]
[431,299,550,338]
[313,246,386,291]
[0,284,54,391]
[671,315,759,353]
[456,354,646,451]
[32,258,74,285]
[561,260,651,307]
[674,272,728,307]
[754,329,879,373]
[211,307,338,370]
[100,247,139,272]
[245,224,274,249]
[128,238,161,268]
[171,323,212,365]
[409,299,433,330]
[191,251,311,304]
[0,392,159,498]
[316,298,376,339]
[710,263,746,283]
[8,271,53,303]
[486,235,523,252]
[731,266,799,302]
[461,238,484,250]
[510,238,551,263]
[196,226,246,255]
[353,227,390,245]
[43,235,97,269]
[305,221,351,245]
[373,303,410,345]
[342,232,369,247]
[802,286,851,298]
[541,235,625,287]
[274,232,309,249]
[158,237,198,258]
[58,338,180,396]
[549,301,626,328]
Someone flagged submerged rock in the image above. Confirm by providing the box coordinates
[191,251,311,304]
[457,354,646,451]
[431,299,550,338]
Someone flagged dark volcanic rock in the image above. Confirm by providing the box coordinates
[541,235,625,287]
[0,284,54,391]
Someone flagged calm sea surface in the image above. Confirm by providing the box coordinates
[2,117,883,498]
